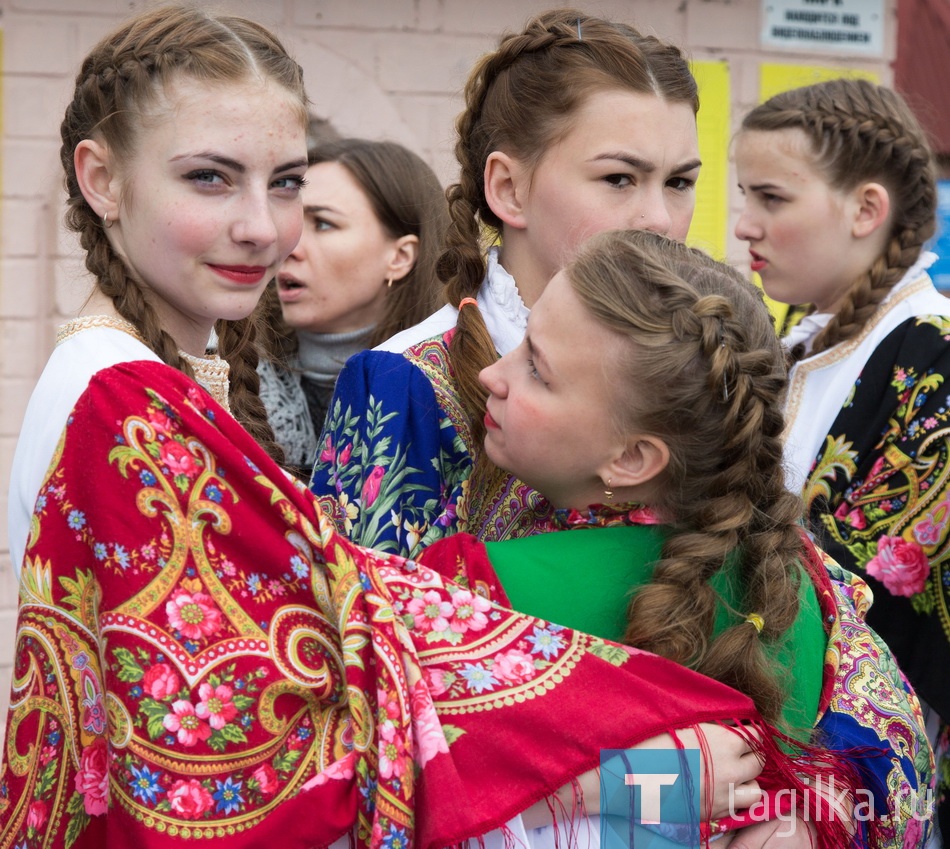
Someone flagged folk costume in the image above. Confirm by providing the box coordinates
[418,505,936,847]
[7,317,226,580]
[2,351,876,848]
[783,252,950,835]
[310,248,552,556]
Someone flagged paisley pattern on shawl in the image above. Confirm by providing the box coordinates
[420,527,935,848]
[310,331,553,559]
[806,547,934,847]
[1,360,844,849]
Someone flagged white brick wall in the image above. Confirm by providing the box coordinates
[0,0,899,730]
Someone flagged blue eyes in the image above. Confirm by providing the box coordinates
[185,171,306,193]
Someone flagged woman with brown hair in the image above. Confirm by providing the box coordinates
[311,8,703,555]
[258,136,447,477]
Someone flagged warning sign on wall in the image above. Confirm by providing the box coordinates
[761,0,885,56]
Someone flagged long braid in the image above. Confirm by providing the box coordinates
[216,315,284,465]
[438,8,698,447]
[570,230,802,724]
[59,5,307,465]
[741,78,936,359]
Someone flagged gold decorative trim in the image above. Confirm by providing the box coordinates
[56,314,146,346]
[179,350,231,412]
[785,273,932,434]
[56,314,231,412]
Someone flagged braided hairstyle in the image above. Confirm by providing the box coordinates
[438,8,698,446]
[568,230,804,724]
[740,78,937,359]
[60,4,309,463]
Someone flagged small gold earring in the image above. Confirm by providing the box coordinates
[386,277,394,289]
[102,212,114,229]
[603,478,614,500]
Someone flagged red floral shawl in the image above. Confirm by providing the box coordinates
[0,362,850,849]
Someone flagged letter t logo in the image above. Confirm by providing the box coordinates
[624,773,679,824]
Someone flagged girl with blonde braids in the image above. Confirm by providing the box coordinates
[735,77,950,839]
[3,10,775,847]
[7,3,308,576]
[310,7,701,555]
[419,229,933,847]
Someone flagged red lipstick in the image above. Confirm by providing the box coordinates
[209,264,268,285]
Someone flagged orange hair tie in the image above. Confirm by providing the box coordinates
[458,297,479,309]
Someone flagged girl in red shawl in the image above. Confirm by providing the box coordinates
[0,6,921,849]
[0,6,782,849]
[421,229,934,848]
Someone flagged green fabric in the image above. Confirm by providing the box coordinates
[485,524,826,740]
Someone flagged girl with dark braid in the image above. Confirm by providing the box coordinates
[419,229,933,847]
[310,8,702,555]
[7,3,309,577]
[0,8,829,846]
[735,77,950,841]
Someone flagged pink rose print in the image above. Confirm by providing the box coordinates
[160,440,200,478]
[252,763,279,795]
[410,682,449,767]
[338,443,352,465]
[304,752,356,789]
[866,535,930,597]
[186,385,207,409]
[27,800,48,830]
[903,815,923,847]
[833,502,867,529]
[361,466,386,508]
[167,778,214,819]
[195,682,238,730]
[166,590,223,640]
[448,590,490,634]
[148,410,175,435]
[491,648,537,685]
[378,688,401,721]
[319,437,335,464]
[75,740,109,815]
[407,590,453,633]
[425,667,449,697]
[845,508,866,529]
[163,699,213,747]
[143,662,181,700]
[378,719,409,780]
